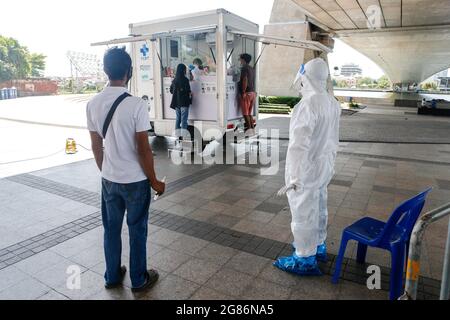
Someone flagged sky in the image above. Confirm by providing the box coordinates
[0,0,384,78]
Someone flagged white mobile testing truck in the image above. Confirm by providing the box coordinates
[92,9,331,148]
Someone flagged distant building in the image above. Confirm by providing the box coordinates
[0,79,58,97]
[340,63,362,77]
[435,69,449,79]
[438,77,450,91]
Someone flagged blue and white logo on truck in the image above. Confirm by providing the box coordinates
[140,44,149,60]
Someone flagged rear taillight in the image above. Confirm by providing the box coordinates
[227,123,235,129]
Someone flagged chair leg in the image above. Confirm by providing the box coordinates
[332,235,349,284]
[356,243,368,264]
[389,246,406,300]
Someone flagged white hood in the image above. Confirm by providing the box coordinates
[293,58,329,97]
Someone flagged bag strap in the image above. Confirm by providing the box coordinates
[102,92,131,139]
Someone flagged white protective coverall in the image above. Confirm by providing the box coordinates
[285,58,341,258]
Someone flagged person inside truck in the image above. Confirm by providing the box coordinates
[170,63,192,139]
[189,58,205,81]
[238,53,256,134]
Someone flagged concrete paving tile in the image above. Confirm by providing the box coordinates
[149,229,182,247]
[150,199,176,211]
[87,287,136,300]
[37,290,70,300]
[148,248,192,273]
[169,235,209,255]
[207,214,241,228]
[270,213,291,227]
[224,252,271,276]
[205,267,255,297]
[146,242,165,258]
[181,197,211,210]
[0,266,29,291]
[197,190,229,201]
[190,286,236,300]
[174,258,222,285]
[187,208,217,222]
[223,205,252,218]
[290,276,340,300]
[69,245,105,269]
[212,193,242,205]
[246,210,276,223]
[336,206,365,219]
[163,192,191,204]
[259,263,301,288]
[364,249,391,269]
[194,243,238,266]
[50,237,97,258]
[234,198,264,209]
[34,260,87,289]
[143,274,200,300]
[240,277,291,300]
[165,204,197,216]
[200,201,232,214]
[55,270,105,300]
[14,250,68,275]
[340,200,368,211]
[338,280,388,300]
[0,277,50,300]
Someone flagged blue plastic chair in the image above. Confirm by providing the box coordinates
[331,187,432,300]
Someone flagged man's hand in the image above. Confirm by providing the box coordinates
[151,179,165,196]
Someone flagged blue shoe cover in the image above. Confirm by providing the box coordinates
[273,254,322,276]
[316,243,327,262]
[291,242,327,262]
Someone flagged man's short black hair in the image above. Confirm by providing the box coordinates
[240,53,252,64]
[103,47,132,81]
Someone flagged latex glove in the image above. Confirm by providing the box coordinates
[277,184,296,197]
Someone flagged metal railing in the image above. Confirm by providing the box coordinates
[399,202,450,300]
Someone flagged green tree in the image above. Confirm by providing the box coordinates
[357,77,374,87]
[377,75,391,89]
[336,80,348,88]
[0,35,46,81]
[29,53,46,77]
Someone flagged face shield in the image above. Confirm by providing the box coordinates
[292,64,306,93]
[293,58,329,97]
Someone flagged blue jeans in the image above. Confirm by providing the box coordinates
[101,178,150,288]
[175,106,189,132]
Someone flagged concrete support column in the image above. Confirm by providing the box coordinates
[259,0,334,96]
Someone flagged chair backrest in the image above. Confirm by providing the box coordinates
[378,187,432,246]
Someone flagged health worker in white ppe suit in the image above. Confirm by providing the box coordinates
[273,58,341,276]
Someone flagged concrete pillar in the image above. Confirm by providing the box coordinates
[259,0,334,97]
[259,0,313,97]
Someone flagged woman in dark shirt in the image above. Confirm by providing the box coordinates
[170,64,192,138]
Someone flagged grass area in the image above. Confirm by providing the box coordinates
[258,95,300,114]
[259,95,301,108]
[259,103,291,114]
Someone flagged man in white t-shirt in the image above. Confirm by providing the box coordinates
[86,47,165,293]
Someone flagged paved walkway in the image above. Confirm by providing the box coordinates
[0,99,448,300]
[0,138,447,300]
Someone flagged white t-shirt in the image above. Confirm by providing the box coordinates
[86,86,151,184]
[191,66,203,81]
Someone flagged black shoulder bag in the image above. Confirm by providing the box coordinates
[102,92,131,138]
